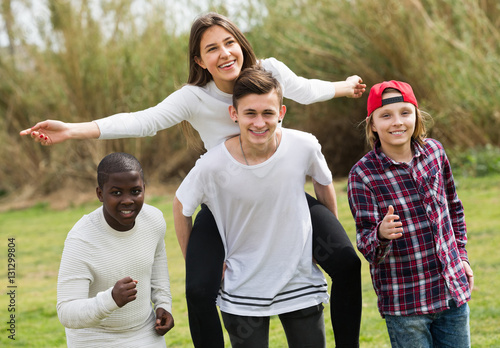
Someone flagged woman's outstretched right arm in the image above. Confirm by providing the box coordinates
[19,120,100,145]
[20,86,199,146]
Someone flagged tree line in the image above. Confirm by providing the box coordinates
[1,0,499,199]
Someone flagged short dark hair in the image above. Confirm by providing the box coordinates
[232,65,283,109]
[97,153,144,189]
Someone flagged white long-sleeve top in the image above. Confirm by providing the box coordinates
[95,57,336,150]
[57,204,171,348]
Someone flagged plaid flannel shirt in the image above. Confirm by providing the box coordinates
[348,138,471,317]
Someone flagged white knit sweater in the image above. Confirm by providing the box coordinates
[57,204,171,347]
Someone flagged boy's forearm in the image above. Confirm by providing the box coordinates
[176,218,192,260]
[173,196,192,259]
[313,180,338,217]
[57,287,118,328]
[150,240,172,313]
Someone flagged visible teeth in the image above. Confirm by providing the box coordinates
[392,131,405,135]
[219,61,234,68]
[252,130,266,134]
[121,211,132,214]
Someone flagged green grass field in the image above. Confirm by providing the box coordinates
[1,175,499,347]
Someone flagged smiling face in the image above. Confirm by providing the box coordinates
[96,171,145,231]
[371,90,416,156]
[230,90,285,147]
[194,25,244,93]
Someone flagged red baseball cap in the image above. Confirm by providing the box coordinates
[366,80,418,118]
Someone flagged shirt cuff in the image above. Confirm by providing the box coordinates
[98,287,121,312]
[155,302,173,314]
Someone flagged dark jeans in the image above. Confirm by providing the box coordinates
[221,304,326,348]
[185,194,362,348]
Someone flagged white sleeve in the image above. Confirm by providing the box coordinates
[150,235,172,313]
[306,135,333,186]
[175,159,207,217]
[261,57,336,104]
[95,86,198,139]
[57,238,119,329]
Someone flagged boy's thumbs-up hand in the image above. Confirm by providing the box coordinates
[378,205,404,241]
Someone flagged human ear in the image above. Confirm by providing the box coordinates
[228,105,238,123]
[370,117,378,133]
[194,56,206,69]
[96,187,104,202]
[279,105,286,122]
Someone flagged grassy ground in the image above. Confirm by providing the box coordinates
[1,175,499,347]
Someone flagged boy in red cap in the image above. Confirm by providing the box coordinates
[347,81,473,347]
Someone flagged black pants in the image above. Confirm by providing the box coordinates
[185,193,362,348]
[221,304,326,348]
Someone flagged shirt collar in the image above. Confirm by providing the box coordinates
[374,140,425,169]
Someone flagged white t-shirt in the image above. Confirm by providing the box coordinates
[176,128,332,316]
[57,204,171,348]
[95,58,336,150]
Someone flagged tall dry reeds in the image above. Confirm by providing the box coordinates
[1,0,499,200]
[1,0,196,200]
[251,0,500,171]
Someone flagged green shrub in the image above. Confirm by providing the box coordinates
[449,145,500,177]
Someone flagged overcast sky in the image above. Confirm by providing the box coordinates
[0,0,255,48]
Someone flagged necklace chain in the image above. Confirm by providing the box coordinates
[239,133,279,166]
[239,135,249,165]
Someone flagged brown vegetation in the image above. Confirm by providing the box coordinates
[249,0,500,173]
[1,0,499,204]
